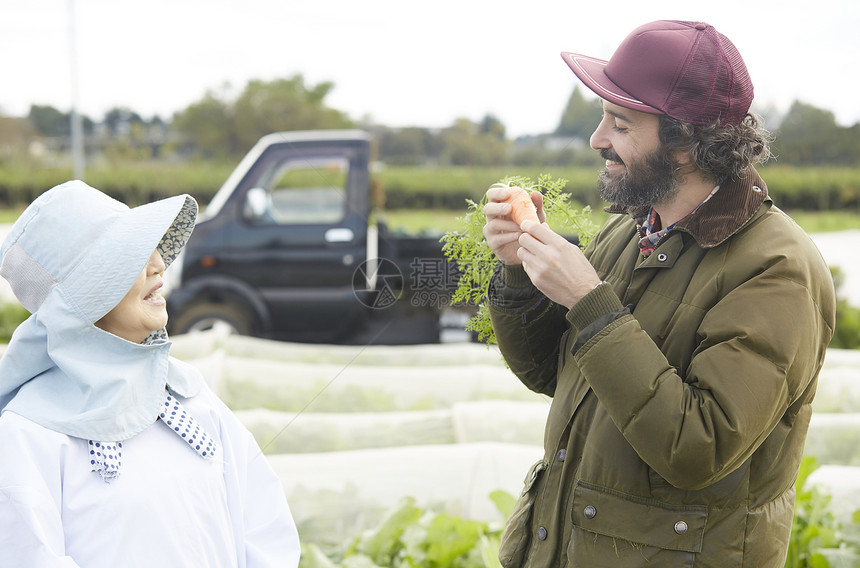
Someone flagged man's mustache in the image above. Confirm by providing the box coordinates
[600,149,624,164]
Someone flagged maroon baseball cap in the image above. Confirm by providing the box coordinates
[561,20,754,126]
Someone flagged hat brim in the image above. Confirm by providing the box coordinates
[561,52,663,116]
[155,196,197,270]
[66,193,198,321]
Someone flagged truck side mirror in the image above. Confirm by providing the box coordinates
[244,187,270,221]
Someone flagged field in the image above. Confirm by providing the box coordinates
[2,183,860,565]
[2,201,860,238]
[168,334,860,567]
[3,162,860,213]
[382,207,860,236]
[783,210,860,233]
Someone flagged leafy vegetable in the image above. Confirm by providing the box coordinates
[785,456,860,567]
[296,472,860,568]
[440,174,598,344]
[787,457,839,567]
[300,492,513,568]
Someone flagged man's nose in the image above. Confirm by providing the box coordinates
[590,122,610,151]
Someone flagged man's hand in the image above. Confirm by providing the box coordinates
[517,220,602,309]
[483,186,546,266]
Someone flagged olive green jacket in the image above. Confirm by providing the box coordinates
[489,170,835,568]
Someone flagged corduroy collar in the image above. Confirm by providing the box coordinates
[606,168,770,248]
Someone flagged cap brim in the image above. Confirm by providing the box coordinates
[560,52,662,115]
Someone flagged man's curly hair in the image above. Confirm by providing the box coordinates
[658,114,773,183]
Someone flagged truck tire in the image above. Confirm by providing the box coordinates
[171,302,253,336]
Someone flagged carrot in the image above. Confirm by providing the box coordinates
[503,187,540,226]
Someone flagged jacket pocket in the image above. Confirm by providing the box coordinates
[499,459,547,567]
[568,481,708,567]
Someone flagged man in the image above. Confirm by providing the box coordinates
[483,20,835,567]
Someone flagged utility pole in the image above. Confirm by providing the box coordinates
[69,0,85,179]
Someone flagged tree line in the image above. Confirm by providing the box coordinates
[1,74,858,168]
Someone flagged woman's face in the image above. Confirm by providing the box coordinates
[95,250,168,343]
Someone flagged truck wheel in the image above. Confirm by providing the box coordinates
[171,302,252,336]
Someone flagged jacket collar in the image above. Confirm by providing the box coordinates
[606,168,770,248]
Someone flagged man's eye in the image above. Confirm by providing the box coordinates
[612,124,628,133]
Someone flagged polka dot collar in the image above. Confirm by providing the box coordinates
[90,389,218,483]
[159,392,218,460]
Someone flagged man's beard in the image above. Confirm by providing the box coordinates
[597,147,682,208]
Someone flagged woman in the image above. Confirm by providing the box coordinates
[0,180,300,567]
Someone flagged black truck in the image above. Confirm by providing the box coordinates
[165,130,469,344]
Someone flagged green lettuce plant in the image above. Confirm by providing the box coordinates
[300,491,516,568]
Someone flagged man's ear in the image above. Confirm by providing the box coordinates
[672,150,711,189]
[674,150,717,186]
[673,149,702,180]
[673,149,693,167]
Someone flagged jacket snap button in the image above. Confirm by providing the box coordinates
[583,505,597,519]
[538,526,548,540]
[657,253,668,262]
[557,449,566,462]
[674,520,688,534]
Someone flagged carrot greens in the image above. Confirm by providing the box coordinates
[441,174,598,344]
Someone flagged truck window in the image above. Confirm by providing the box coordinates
[247,157,348,225]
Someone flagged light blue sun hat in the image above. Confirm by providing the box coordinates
[0,180,204,440]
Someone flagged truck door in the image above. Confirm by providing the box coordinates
[217,138,371,341]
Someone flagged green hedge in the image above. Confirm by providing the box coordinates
[761,166,860,211]
[1,161,859,212]
[376,167,601,209]
[374,165,860,212]
[0,161,233,208]
[0,303,29,341]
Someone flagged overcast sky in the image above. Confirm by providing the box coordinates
[2,0,857,138]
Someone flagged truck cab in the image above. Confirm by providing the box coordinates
[166,130,460,344]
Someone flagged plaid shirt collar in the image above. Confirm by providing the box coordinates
[637,184,721,257]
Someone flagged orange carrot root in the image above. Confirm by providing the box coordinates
[503,187,539,226]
